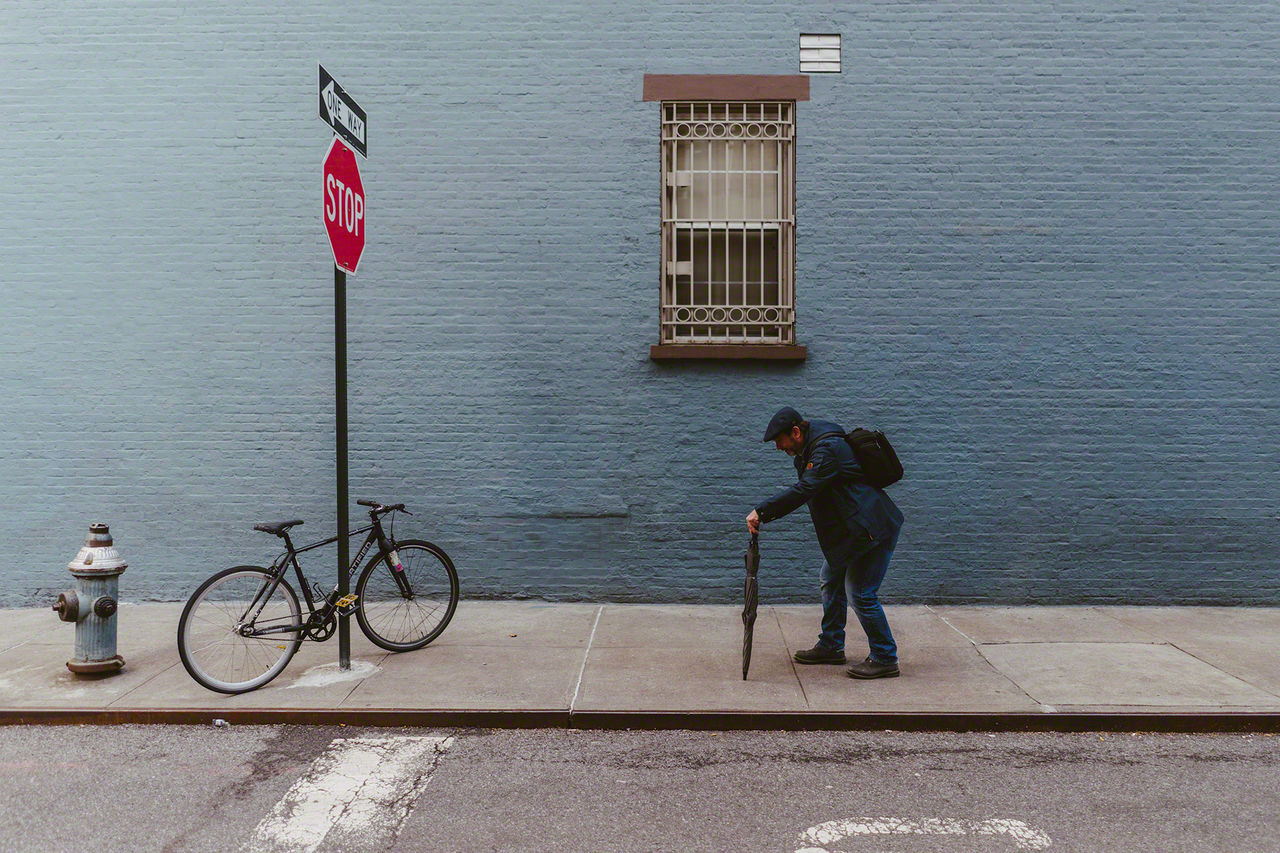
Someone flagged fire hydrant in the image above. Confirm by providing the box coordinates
[52,523,127,675]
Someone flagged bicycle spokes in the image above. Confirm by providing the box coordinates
[356,542,458,651]
[178,568,301,694]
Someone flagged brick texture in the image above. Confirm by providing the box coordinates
[3,1,1278,606]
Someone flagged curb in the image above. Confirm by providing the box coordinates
[3,708,1278,733]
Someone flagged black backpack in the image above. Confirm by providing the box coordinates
[815,428,903,488]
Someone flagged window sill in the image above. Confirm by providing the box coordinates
[650,344,807,361]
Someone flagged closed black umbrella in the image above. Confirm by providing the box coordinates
[741,532,760,680]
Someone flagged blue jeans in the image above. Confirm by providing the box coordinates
[817,527,899,664]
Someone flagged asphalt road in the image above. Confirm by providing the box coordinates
[1,725,1275,852]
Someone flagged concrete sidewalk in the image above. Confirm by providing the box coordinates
[2,603,1279,731]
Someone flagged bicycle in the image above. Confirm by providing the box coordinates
[177,499,459,694]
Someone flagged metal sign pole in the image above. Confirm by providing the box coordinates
[335,263,350,671]
[319,65,364,674]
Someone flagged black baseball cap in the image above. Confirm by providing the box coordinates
[762,406,803,442]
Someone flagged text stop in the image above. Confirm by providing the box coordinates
[322,138,366,273]
[325,175,363,236]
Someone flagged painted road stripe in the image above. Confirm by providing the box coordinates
[242,735,453,853]
[797,817,1052,851]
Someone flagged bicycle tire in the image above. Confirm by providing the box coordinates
[355,539,459,652]
[177,566,302,694]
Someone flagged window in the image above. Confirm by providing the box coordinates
[661,102,795,346]
[643,75,808,360]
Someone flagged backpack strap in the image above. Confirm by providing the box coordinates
[804,431,845,467]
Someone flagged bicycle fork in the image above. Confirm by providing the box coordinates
[359,521,414,600]
[378,537,415,599]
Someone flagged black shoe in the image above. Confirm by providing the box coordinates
[846,656,900,679]
[793,644,846,665]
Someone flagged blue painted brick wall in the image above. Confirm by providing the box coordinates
[3,1,1278,606]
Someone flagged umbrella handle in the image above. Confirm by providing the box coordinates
[749,532,758,548]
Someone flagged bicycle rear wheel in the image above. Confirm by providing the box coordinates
[355,539,459,652]
[177,566,302,694]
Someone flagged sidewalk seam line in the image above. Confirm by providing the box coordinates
[104,659,182,708]
[569,605,602,715]
[1093,606,1164,642]
[335,652,391,707]
[927,605,1044,709]
[1165,641,1280,702]
[971,644,1045,709]
[926,605,978,645]
[774,606,809,709]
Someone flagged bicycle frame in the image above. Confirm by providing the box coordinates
[239,513,411,639]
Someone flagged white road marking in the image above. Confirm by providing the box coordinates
[797,817,1052,851]
[242,735,452,853]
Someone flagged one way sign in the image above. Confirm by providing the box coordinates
[318,64,367,157]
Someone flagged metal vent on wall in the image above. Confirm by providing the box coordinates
[799,34,841,73]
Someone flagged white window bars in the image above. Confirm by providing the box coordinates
[660,101,796,345]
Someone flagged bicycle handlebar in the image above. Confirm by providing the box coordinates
[357,499,410,516]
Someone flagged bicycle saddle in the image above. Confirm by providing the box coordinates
[253,520,304,535]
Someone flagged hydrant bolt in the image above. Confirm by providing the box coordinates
[92,596,117,619]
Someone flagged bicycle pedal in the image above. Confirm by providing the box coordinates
[333,593,359,612]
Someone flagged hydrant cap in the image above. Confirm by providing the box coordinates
[68,523,127,575]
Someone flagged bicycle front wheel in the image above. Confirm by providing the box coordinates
[355,540,459,652]
[177,566,302,694]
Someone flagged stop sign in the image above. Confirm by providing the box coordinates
[323,138,365,274]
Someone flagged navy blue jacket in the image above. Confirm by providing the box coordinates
[756,419,905,568]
